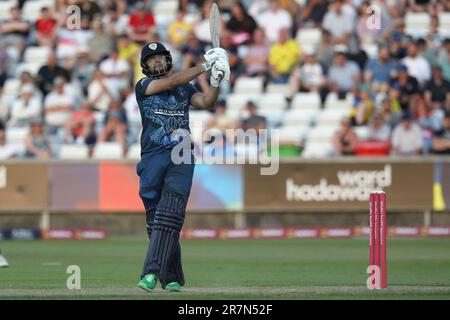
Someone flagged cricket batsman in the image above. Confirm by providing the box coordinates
[135,42,229,292]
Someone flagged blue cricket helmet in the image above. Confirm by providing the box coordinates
[140,42,173,77]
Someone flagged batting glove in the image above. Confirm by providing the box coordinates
[203,48,228,66]
[213,59,230,83]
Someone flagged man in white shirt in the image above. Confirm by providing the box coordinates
[88,69,120,113]
[9,84,42,127]
[322,0,354,44]
[401,42,431,86]
[391,113,423,155]
[99,48,131,91]
[44,77,73,133]
[257,0,292,43]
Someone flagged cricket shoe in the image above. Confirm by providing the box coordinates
[137,273,157,292]
[164,282,182,292]
[0,254,8,268]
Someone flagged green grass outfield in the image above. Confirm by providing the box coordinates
[1,237,450,300]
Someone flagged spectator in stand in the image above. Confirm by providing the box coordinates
[439,45,450,83]
[391,112,423,155]
[401,41,431,86]
[367,112,391,142]
[37,52,71,97]
[88,19,115,64]
[380,96,402,128]
[322,0,354,45]
[88,69,120,113]
[425,66,450,111]
[167,10,193,49]
[181,33,208,92]
[316,30,335,72]
[431,112,450,154]
[320,46,360,106]
[0,122,20,160]
[0,6,30,56]
[24,121,52,158]
[65,100,96,147]
[268,28,300,84]
[35,7,58,47]
[102,2,129,37]
[9,84,42,127]
[116,34,142,85]
[193,0,216,44]
[220,31,242,87]
[332,117,359,156]
[98,100,128,148]
[72,46,96,95]
[386,19,409,60]
[256,0,292,44]
[243,28,269,78]
[206,100,236,137]
[355,1,387,44]
[0,41,10,89]
[390,64,421,112]
[364,46,398,91]
[240,101,267,131]
[99,48,131,92]
[288,47,325,96]
[78,0,102,23]
[44,77,73,134]
[226,1,257,46]
[352,84,375,126]
[127,1,156,44]
[300,0,328,27]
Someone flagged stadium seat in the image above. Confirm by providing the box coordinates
[258,94,287,110]
[325,92,353,110]
[283,109,318,126]
[296,28,321,49]
[189,110,213,124]
[405,12,431,37]
[22,0,55,22]
[2,78,20,97]
[126,143,141,160]
[59,144,89,160]
[6,127,29,145]
[24,46,51,65]
[302,141,334,158]
[92,142,123,159]
[0,1,15,21]
[226,94,259,110]
[361,43,378,59]
[354,126,370,140]
[15,62,45,77]
[153,0,178,15]
[278,126,309,144]
[258,108,284,127]
[316,109,350,126]
[438,12,450,37]
[266,84,290,96]
[307,126,338,143]
[233,77,264,94]
[291,93,321,111]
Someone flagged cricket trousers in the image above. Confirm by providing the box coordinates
[137,149,195,287]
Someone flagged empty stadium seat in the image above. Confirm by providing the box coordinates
[283,109,318,126]
[405,12,431,37]
[291,93,321,110]
[307,126,338,143]
[316,109,350,126]
[0,1,15,20]
[126,143,141,160]
[92,142,123,159]
[22,0,55,22]
[438,12,450,36]
[278,126,309,144]
[15,62,44,77]
[296,28,321,49]
[302,141,334,158]
[6,127,29,145]
[226,94,259,110]
[258,94,287,110]
[266,84,291,96]
[233,77,264,94]
[325,92,353,110]
[24,46,51,65]
[354,126,370,140]
[361,43,378,59]
[59,144,89,160]
[257,108,284,127]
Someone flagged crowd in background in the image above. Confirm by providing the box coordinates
[1,0,450,160]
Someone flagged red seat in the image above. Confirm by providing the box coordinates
[355,140,391,156]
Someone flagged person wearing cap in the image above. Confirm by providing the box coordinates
[128,1,156,44]
[9,84,42,127]
[391,112,423,155]
[390,64,421,112]
[135,41,229,292]
[44,77,73,134]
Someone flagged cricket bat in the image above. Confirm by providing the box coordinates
[209,2,223,79]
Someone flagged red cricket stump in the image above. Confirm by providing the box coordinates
[369,191,387,289]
